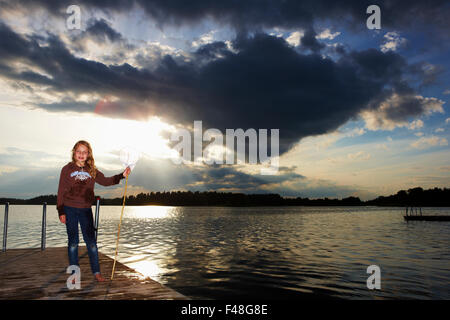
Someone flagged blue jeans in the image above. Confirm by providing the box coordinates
[64,205,100,275]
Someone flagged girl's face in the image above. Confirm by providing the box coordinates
[75,144,89,164]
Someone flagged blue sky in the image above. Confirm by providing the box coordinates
[0,1,449,200]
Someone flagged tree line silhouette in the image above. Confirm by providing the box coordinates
[1,187,449,207]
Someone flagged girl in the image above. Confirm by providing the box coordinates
[57,140,131,282]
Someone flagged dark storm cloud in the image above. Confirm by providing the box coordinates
[37,100,95,112]
[0,22,433,155]
[2,0,449,34]
[382,95,430,121]
[298,28,325,53]
[85,18,123,43]
[61,18,127,54]
[0,62,55,86]
[194,41,232,61]
[0,23,156,96]
[348,49,407,84]
[191,164,305,190]
[408,62,446,88]
[171,34,414,153]
[107,156,305,193]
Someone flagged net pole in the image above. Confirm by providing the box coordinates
[111,174,129,280]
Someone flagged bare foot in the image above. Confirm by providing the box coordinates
[95,273,106,282]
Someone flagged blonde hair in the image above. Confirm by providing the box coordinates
[71,140,97,179]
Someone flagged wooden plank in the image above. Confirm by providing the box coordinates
[0,247,189,300]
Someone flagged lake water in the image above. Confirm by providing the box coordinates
[1,205,449,299]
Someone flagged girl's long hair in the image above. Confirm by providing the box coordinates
[71,140,97,179]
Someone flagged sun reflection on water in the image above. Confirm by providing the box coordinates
[128,259,165,282]
[124,205,178,219]
[113,206,182,281]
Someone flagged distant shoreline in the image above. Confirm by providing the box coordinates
[1,186,450,207]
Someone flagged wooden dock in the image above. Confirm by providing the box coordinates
[404,215,450,221]
[0,247,189,300]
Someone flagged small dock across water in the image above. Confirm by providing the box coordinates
[404,206,450,222]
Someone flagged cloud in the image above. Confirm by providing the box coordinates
[316,28,340,40]
[286,30,304,47]
[361,93,444,131]
[4,0,449,37]
[37,99,96,113]
[408,119,424,130]
[84,18,124,43]
[298,28,325,52]
[0,165,19,176]
[0,146,67,169]
[268,177,375,200]
[408,62,445,87]
[282,28,326,52]
[375,143,389,151]
[347,151,371,161]
[344,127,366,137]
[410,136,448,149]
[0,22,445,158]
[380,31,407,53]
[191,30,217,48]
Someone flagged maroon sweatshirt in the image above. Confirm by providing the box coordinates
[57,161,124,216]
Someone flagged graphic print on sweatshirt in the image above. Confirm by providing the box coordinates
[70,170,92,181]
